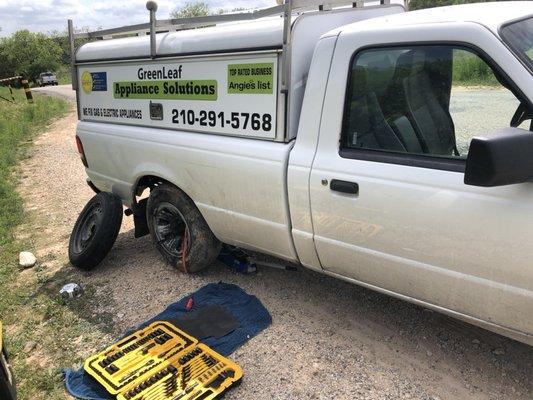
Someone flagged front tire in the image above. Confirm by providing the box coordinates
[147,183,220,273]
[69,192,123,270]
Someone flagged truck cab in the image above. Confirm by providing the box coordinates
[290,2,533,345]
[69,1,533,345]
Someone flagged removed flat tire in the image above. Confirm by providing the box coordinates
[147,183,221,273]
[69,192,123,270]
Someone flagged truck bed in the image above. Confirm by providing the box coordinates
[78,120,299,260]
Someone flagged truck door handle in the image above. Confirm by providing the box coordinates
[330,179,359,195]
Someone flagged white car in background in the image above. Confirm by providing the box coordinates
[36,71,58,86]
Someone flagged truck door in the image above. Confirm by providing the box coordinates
[309,28,533,338]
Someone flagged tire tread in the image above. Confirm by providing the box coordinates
[147,184,220,273]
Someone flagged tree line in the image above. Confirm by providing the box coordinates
[409,0,512,9]
[0,29,91,82]
[0,1,513,82]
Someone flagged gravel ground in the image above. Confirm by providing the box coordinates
[17,89,533,400]
[32,85,76,102]
[450,87,525,154]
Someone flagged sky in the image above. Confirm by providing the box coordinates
[0,0,275,37]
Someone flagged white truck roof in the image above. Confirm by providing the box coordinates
[76,4,407,63]
[327,1,533,37]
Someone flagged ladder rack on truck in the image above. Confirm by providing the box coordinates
[68,0,405,142]
[68,0,399,90]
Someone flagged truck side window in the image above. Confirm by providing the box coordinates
[341,45,531,160]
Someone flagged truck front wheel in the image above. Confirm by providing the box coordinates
[147,183,220,273]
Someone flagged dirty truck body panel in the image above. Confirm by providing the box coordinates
[75,2,533,345]
[78,120,297,260]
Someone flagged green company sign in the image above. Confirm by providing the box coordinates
[113,80,218,100]
[227,63,274,94]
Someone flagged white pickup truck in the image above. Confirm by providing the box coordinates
[36,71,58,86]
[67,1,533,345]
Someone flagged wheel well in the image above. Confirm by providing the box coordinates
[132,175,221,244]
[131,175,179,239]
[134,175,166,197]
[133,175,195,206]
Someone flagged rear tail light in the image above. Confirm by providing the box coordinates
[75,135,89,168]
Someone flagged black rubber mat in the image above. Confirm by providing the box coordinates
[167,305,239,339]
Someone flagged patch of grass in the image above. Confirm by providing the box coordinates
[55,66,72,85]
[0,87,70,398]
[453,49,499,87]
[0,87,67,296]
[0,88,117,399]
[6,265,117,399]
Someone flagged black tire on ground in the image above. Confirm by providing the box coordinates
[146,183,221,273]
[69,192,123,270]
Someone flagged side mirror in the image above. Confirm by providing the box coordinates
[464,128,533,187]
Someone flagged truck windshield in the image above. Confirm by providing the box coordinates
[501,17,533,73]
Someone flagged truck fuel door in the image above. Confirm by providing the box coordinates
[150,101,164,121]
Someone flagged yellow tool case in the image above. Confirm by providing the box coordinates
[84,321,242,400]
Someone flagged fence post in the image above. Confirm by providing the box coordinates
[8,85,15,102]
[20,78,33,104]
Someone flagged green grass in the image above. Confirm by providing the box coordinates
[452,49,499,87]
[0,86,68,310]
[0,87,69,398]
[0,87,67,259]
[55,65,72,85]
[0,87,117,399]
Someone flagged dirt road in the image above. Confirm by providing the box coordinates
[16,100,532,399]
[32,84,76,102]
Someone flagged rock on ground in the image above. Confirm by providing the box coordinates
[19,251,36,268]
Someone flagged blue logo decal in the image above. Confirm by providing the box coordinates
[91,72,107,91]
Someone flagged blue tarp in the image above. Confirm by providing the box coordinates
[64,282,272,400]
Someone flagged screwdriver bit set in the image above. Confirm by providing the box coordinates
[84,321,242,400]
